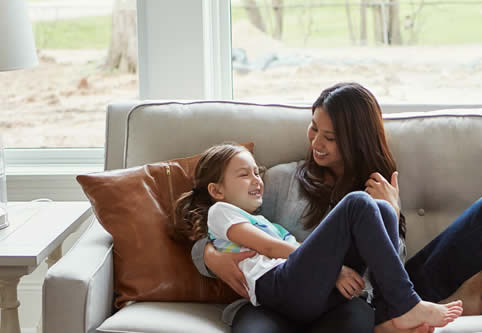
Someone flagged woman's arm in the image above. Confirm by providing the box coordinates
[227,223,299,259]
[364,171,400,219]
[191,237,216,278]
[192,237,255,298]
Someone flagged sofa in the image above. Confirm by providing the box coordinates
[43,101,482,333]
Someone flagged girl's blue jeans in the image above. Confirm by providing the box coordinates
[255,191,421,323]
[405,198,482,302]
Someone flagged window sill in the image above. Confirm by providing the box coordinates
[7,164,103,176]
[4,148,104,201]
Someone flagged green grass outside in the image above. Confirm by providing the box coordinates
[33,16,111,49]
[232,1,482,47]
[31,2,480,49]
[414,4,482,44]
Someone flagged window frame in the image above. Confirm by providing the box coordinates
[7,0,231,200]
[8,0,482,200]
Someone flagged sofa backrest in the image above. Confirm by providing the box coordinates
[106,101,482,258]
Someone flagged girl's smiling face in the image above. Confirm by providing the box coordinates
[307,107,344,178]
[210,151,264,213]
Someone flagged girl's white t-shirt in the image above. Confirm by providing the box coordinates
[207,201,298,306]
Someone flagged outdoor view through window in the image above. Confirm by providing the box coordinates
[1,1,480,148]
[231,0,482,104]
[0,0,138,148]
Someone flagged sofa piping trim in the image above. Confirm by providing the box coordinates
[122,101,482,168]
[122,100,310,168]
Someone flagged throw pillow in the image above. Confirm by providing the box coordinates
[77,143,253,308]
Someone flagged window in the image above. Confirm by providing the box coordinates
[2,0,139,200]
[231,0,482,104]
[1,0,138,149]
[6,0,480,200]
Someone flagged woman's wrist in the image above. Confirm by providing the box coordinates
[392,201,401,219]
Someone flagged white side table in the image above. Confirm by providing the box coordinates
[0,201,91,333]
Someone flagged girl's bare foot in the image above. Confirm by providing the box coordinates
[375,321,433,333]
[439,271,482,316]
[392,300,463,329]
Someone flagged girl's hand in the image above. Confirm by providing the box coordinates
[364,171,400,218]
[336,265,365,299]
[204,243,255,298]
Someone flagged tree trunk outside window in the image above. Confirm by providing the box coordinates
[241,0,266,33]
[241,0,284,40]
[272,0,283,40]
[104,0,137,73]
[388,0,402,45]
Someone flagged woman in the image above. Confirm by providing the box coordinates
[192,82,481,332]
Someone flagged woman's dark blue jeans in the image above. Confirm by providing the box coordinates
[255,191,420,323]
[232,297,374,333]
[406,198,482,302]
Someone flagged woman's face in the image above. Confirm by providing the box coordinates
[307,107,344,178]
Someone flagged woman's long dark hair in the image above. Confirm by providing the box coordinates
[172,143,249,242]
[296,82,406,238]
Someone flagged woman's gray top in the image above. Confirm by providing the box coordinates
[191,161,406,325]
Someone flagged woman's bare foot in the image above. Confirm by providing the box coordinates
[392,300,463,329]
[439,271,482,316]
[376,321,434,333]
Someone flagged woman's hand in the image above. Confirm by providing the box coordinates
[365,171,400,218]
[336,265,365,299]
[204,242,256,299]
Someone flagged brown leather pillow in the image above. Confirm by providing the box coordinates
[77,144,253,308]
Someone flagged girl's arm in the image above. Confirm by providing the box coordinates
[227,222,299,259]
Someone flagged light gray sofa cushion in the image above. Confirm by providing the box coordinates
[43,220,114,333]
[97,302,227,333]
[434,316,482,333]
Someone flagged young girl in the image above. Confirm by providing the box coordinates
[174,142,463,330]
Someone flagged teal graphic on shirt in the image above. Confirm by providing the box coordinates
[208,206,298,253]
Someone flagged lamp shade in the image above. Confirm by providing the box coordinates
[0,0,38,71]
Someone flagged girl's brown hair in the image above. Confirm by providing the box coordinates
[296,82,406,238]
[172,143,249,242]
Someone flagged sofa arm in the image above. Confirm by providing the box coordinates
[43,219,114,333]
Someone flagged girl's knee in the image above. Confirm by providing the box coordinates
[340,191,380,218]
[345,191,372,203]
[375,200,397,221]
[473,198,482,213]
[375,200,399,240]
[469,198,482,222]
[343,191,375,210]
